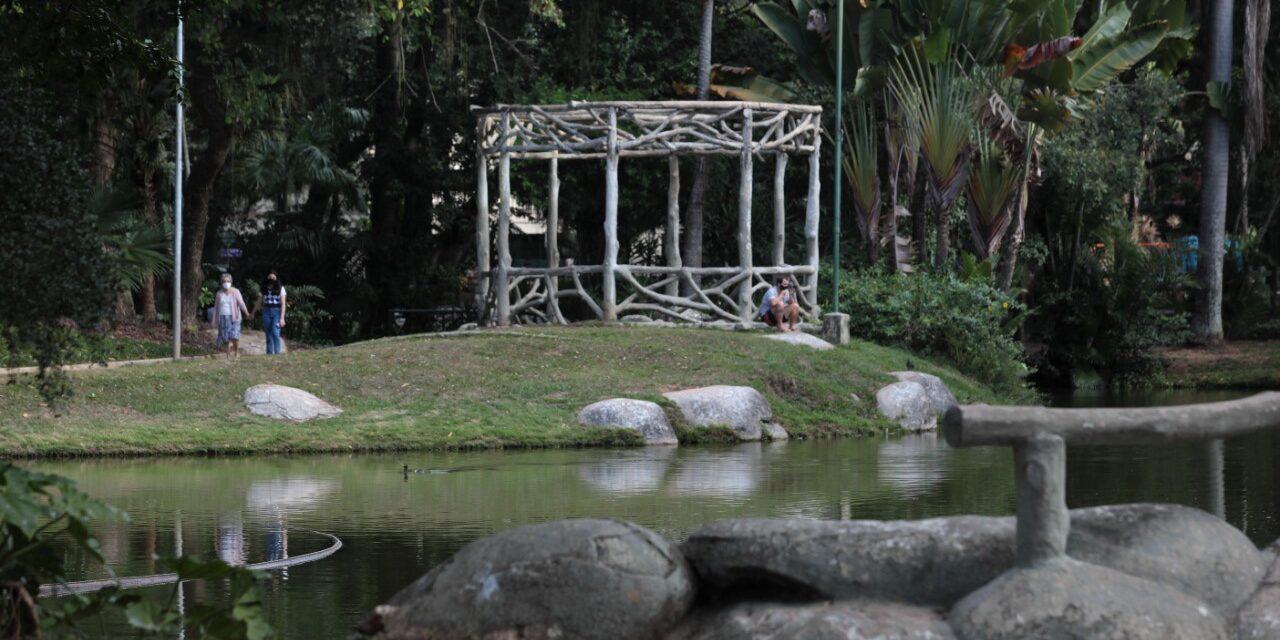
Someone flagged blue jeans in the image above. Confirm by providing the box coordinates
[263,307,282,354]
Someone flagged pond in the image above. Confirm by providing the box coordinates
[38,388,1280,638]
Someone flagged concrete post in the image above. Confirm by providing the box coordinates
[1014,434,1068,567]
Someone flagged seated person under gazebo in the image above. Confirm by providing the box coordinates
[757,276,800,333]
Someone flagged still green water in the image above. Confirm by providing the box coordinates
[38,389,1280,638]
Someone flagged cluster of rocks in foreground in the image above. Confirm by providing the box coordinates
[357,503,1279,639]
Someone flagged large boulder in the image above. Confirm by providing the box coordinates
[876,381,937,432]
[682,516,1015,607]
[667,601,956,640]
[663,386,773,442]
[577,399,678,445]
[890,371,958,414]
[1233,540,1280,639]
[363,519,695,640]
[763,332,834,351]
[948,558,1228,640]
[243,384,341,422]
[1068,503,1266,615]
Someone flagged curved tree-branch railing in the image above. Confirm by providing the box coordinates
[473,101,824,326]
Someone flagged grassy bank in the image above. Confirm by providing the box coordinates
[1160,340,1280,389]
[0,325,1026,457]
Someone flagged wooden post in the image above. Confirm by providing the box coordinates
[1014,434,1068,567]
[475,131,491,324]
[773,152,787,267]
[497,111,512,327]
[546,155,562,323]
[666,156,682,298]
[805,134,822,318]
[737,109,754,322]
[603,107,619,322]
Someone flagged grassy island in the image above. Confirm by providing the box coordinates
[0,326,1025,458]
[1160,340,1280,389]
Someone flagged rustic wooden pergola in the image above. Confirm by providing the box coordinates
[473,101,823,326]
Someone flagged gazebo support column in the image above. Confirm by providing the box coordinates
[497,112,512,327]
[737,109,754,323]
[546,156,563,323]
[603,107,619,322]
[475,141,490,324]
[773,152,787,267]
[666,156,682,298]
[805,136,822,319]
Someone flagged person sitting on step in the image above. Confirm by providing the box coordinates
[758,276,800,333]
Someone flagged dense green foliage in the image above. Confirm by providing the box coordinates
[0,0,1277,392]
[0,87,115,400]
[828,268,1028,393]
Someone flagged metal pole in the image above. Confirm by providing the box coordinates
[172,3,184,360]
[831,0,844,314]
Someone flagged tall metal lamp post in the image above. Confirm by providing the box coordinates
[820,0,851,345]
[831,0,844,314]
[172,2,185,360]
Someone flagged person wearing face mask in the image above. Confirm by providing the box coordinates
[215,273,252,360]
[253,270,287,355]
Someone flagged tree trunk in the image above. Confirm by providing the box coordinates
[1192,0,1234,344]
[996,185,1030,291]
[907,159,928,266]
[90,89,119,189]
[137,168,160,321]
[181,48,235,327]
[369,17,405,324]
[680,0,714,296]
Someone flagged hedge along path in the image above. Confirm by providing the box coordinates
[40,530,343,597]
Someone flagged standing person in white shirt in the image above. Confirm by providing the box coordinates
[215,273,252,361]
[757,276,800,333]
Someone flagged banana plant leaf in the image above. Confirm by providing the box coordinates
[1070,20,1168,93]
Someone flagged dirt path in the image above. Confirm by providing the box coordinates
[1159,340,1280,388]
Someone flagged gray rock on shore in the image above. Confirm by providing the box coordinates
[876,381,937,432]
[663,385,773,442]
[682,516,1015,607]
[891,371,958,414]
[763,332,834,351]
[668,601,956,640]
[364,519,695,640]
[577,399,679,445]
[243,384,342,422]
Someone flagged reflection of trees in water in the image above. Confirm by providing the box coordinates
[877,434,951,497]
[578,448,676,494]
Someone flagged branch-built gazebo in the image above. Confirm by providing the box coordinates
[473,101,823,326]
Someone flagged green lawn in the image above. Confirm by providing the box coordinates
[1160,340,1280,389]
[0,325,1028,457]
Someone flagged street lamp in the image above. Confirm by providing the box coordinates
[172,2,184,360]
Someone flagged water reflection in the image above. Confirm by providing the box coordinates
[578,448,675,495]
[877,433,951,497]
[668,444,766,496]
[245,476,339,516]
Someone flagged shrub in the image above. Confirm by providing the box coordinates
[824,267,1029,392]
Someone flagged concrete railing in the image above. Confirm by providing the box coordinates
[943,391,1280,567]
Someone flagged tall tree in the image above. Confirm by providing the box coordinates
[680,0,715,294]
[1192,0,1234,344]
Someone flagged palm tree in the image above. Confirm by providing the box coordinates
[680,0,715,296]
[1192,0,1234,344]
